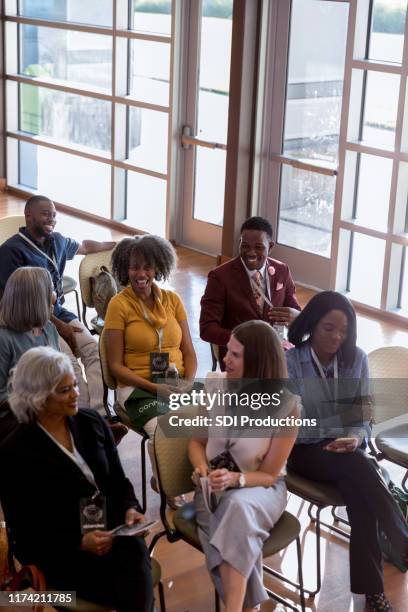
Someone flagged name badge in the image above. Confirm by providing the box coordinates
[80,494,107,534]
[150,351,169,382]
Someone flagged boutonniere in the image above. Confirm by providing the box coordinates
[267,265,276,276]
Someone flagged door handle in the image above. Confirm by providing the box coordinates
[181,125,227,151]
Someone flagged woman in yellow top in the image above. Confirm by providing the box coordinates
[104,235,197,474]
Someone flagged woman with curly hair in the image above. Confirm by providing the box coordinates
[104,235,197,479]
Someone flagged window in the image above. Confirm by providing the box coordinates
[277,0,348,257]
[4,0,172,237]
[337,0,408,316]
[258,0,408,321]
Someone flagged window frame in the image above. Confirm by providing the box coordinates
[3,0,174,236]
[254,0,408,323]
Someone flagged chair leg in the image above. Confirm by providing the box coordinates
[214,589,221,612]
[296,536,306,612]
[141,434,148,514]
[158,580,166,612]
[331,505,350,527]
[308,506,322,598]
[73,289,81,321]
[402,470,408,492]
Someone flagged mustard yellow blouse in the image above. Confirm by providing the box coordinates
[104,284,187,380]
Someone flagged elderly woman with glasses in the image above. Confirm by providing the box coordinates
[0,347,153,612]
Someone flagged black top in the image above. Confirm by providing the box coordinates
[0,409,140,571]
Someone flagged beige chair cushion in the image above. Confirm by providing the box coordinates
[0,215,25,245]
[154,409,201,499]
[79,250,114,307]
[154,423,194,499]
[375,425,408,468]
[368,347,408,424]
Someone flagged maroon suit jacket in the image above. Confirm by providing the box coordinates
[200,256,300,364]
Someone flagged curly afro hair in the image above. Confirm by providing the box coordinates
[111,235,177,287]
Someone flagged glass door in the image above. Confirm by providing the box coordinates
[259,0,350,289]
[180,0,233,255]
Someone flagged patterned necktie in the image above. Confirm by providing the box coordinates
[252,270,263,313]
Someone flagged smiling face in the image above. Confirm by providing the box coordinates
[41,373,79,419]
[311,309,348,361]
[128,254,156,299]
[239,229,274,271]
[26,198,57,240]
[224,334,245,379]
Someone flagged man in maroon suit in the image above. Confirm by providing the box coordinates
[200,216,301,368]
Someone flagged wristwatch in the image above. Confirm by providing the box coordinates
[238,472,246,488]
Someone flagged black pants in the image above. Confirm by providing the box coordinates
[288,441,408,594]
[44,536,154,612]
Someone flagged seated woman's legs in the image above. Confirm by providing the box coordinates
[143,416,158,478]
[195,480,287,609]
[44,536,153,612]
[289,442,408,594]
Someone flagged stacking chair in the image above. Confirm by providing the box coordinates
[285,469,347,597]
[286,454,390,597]
[99,329,149,513]
[1,521,165,612]
[152,413,306,611]
[0,215,81,319]
[78,249,114,333]
[368,346,408,491]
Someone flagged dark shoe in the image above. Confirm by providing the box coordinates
[366,593,393,611]
[108,421,128,445]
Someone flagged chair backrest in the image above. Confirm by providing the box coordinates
[0,216,25,245]
[99,329,117,391]
[368,346,408,424]
[78,250,114,307]
[154,411,197,499]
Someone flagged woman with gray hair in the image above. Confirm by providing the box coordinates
[104,235,197,493]
[0,267,60,439]
[0,346,153,612]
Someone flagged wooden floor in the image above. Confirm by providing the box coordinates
[1,191,407,612]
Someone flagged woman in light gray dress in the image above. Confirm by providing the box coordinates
[188,320,300,612]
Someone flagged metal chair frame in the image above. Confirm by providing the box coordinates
[151,432,306,612]
[62,277,81,321]
[98,331,148,513]
[284,483,350,599]
[368,346,408,491]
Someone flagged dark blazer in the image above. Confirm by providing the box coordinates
[0,409,140,573]
[200,256,300,361]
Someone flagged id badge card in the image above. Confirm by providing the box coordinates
[80,494,107,534]
[150,351,169,382]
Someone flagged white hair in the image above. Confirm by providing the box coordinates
[8,347,74,423]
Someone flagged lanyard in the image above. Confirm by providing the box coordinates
[18,232,59,275]
[139,299,164,352]
[310,346,338,402]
